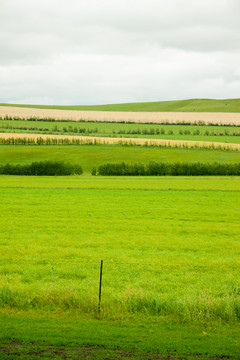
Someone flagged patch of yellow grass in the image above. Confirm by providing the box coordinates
[1,132,240,150]
[1,106,240,125]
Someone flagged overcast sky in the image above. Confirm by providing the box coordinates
[0,0,240,105]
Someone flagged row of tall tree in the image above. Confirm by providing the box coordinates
[96,161,240,176]
[0,137,238,152]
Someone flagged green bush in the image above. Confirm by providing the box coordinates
[0,161,83,176]
[96,161,240,176]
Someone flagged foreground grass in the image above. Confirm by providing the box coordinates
[1,98,240,112]
[1,314,240,359]
[1,175,240,191]
[0,176,240,323]
[0,145,240,173]
[1,176,240,358]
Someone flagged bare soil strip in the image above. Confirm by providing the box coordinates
[1,132,240,150]
[0,341,228,359]
[1,106,240,125]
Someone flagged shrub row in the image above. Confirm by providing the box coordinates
[1,115,240,127]
[0,161,83,176]
[0,137,99,145]
[0,136,239,152]
[0,124,99,134]
[115,128,240,136]
[95,161,240,176]
[2,123,240,137]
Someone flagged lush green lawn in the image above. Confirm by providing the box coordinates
[1,175,240,191]
[1,315,240,359]
[1,176,240,358]
[0,176,239,323]
[1,139,240,359]
[1,119,240,144]
[1,98,240,112]
[0,145,240,174]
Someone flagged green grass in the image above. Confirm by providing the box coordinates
[0,145,240,174]
[1,119,240,144]
[1,175,240,191]
[1,175,240,358]
[1,137,240,359]
[1,314,240,359]
[0,176,240,324]
[1,98,240,112]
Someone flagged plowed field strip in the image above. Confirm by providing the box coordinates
[1,106,240,125]
[1,132,240,150]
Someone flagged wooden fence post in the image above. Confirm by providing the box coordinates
[98,260,103,313]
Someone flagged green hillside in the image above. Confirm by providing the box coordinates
[1,145,239,174]
[1,98,240,112]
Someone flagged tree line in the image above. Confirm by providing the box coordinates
[0,124,99,134]
[0,161,83,176]
[1,123,240,137]
[95,161,240,176]
[1,115,240,127]
[0,137,99,145]
[0,136,239,152]
[114,128,240,136]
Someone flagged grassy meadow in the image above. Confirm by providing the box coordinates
[1,176,240,323]
[1,145,240,174]
[1,118,240,144]
[1,98,240,112]
[1,118,240,358]
[1,175,240,358]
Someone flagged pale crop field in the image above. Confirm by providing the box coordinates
[1,132,240,150]
[1,105,240,125]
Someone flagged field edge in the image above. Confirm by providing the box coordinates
[1,313,240,359]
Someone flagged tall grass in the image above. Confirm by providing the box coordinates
[0,136,239,151]
[1,282,240,322]
[1,180,240,323]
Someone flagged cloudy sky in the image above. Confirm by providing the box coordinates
[0,0,240,105]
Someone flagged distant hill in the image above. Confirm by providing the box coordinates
[1,98,240,112]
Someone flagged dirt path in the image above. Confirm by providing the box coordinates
[1,106,240,125]
[1,132,240,150]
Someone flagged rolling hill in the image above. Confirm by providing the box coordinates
[1,98,240,112]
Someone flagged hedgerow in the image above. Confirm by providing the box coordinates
[1,122,240,137]
[96,161,240,176]
[0,161,83,176]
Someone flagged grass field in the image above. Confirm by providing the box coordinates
[1,119,240,144]
[1,106,240,125]
[1,98,240,112]
[1,176,240,322]
[1,315,240,359]
[1,117,240,358]
[1,145,240,173]
[0,175,240,358]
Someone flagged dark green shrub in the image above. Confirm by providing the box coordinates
[96,161,240,176]
[0,161,83,176]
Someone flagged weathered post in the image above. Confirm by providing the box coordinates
[98,260,103,313]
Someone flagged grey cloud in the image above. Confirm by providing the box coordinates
[1,0,240,63]
[1,49,239,104]
[0,0,239,104]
